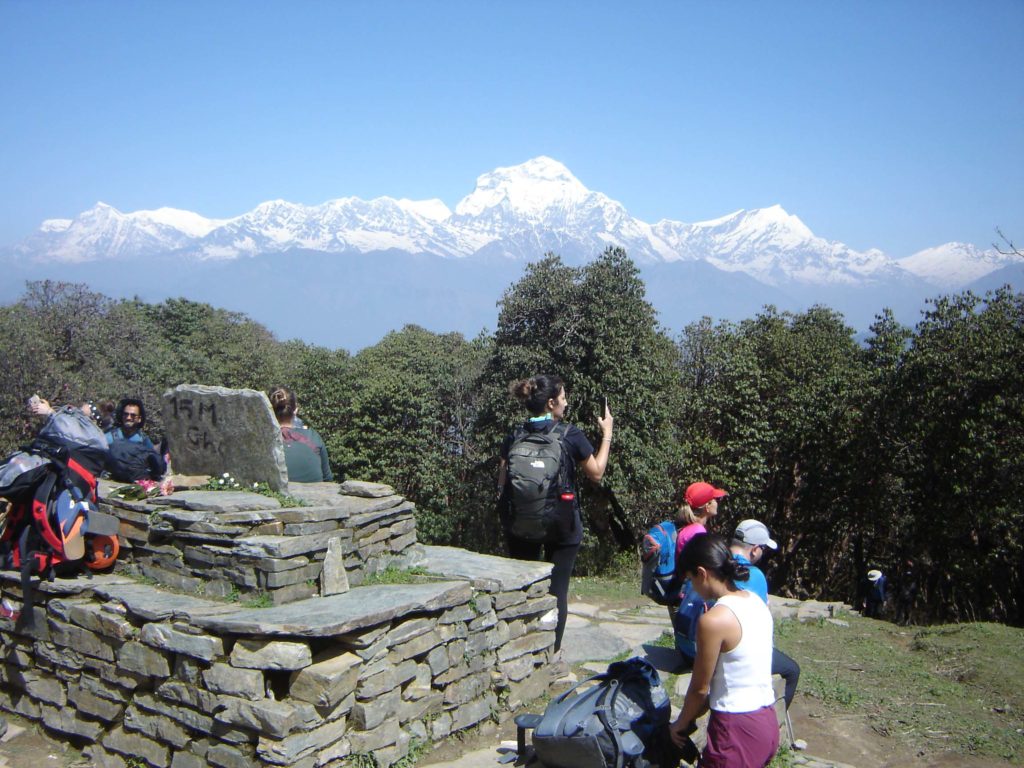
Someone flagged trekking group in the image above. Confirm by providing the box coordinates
[3,373,793,766]
[0,387,332,601]
[498,373,802,768]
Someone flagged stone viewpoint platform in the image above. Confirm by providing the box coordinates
[0,386,560,768]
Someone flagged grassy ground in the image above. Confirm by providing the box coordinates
[776,615,1024,763]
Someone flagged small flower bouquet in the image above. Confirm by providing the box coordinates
[109,477,174,501]
[203,472,242,491]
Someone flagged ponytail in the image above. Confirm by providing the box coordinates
[679,533,750,586]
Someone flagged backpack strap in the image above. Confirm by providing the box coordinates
[281,427,321,454]
[594,678,628,768]
[30,470,63,555]
[65,457,97,501]
[549,422,571,490]
[550,672,607,705]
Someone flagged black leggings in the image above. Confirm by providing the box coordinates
[507,536,580,652]
[773,647,801,709]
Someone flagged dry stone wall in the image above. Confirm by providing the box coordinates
[102,481,421,605]
[1,385,561,765]
[0,546,556,767]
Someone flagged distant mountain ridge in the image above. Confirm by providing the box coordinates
[10,156,1020,291]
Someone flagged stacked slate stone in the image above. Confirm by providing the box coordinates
[0,546,555,768]
[100,481,420,605]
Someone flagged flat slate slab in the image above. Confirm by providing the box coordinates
[420,546,552,592]
[337,480,396,498]
[92,581,240,622]
[560,624,630,663]
[149,490,282,513]
[601,619,670,649]
[191,580,473,637]
[85,577,474,638]
[0,571,137,596]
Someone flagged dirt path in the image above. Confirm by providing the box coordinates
[791,698,1008,768]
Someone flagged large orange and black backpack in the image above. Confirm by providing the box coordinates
[0,407,119,624]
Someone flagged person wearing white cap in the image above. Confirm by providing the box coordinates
[864,569,887,618]
[729,519,804,750]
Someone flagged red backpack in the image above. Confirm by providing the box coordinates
[0,407,118,624]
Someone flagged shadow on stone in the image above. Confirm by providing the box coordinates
[637,643,684,675]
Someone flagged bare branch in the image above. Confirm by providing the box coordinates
[993,227,1023,257]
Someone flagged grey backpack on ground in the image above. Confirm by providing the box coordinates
[512,657,695,768]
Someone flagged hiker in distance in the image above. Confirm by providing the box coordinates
[670,534,779,768]
[497,374,613,663]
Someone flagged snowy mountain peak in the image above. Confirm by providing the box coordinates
[898,242,1020,287]
[454,156,590,218]
[396,198,452,222]
[7,158,1001,291]
[747,204,812,237]
[132,207,225,237]
[694,205,812,243]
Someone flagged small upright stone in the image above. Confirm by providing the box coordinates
[321,537,350,596]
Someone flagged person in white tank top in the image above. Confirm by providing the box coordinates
[669,533,779,768]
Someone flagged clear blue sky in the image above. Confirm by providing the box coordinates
[1,0,1021,257]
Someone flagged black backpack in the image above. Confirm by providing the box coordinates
[505,422,575,542]
[513,657,695,768]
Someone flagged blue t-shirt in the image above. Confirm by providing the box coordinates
[734,553,769,604]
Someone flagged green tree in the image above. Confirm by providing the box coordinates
[717,306,866,598]
[843,309,913,608]
[676,317,771,519]
[895,288,1024,623]
[478,248,683,569]
[333,326,488,545]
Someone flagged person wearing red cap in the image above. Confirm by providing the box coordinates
[671,481,728,664]
[675,481,728,559]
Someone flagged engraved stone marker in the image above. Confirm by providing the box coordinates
[162,385,289,491]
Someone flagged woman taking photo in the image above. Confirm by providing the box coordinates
[497,374,613,657]
[670,533,779,767]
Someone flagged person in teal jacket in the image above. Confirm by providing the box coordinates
[269,386,333,483]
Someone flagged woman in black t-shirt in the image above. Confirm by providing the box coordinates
[497,374,613,656]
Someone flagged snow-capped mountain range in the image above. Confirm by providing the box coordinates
[10,157,1018,290]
